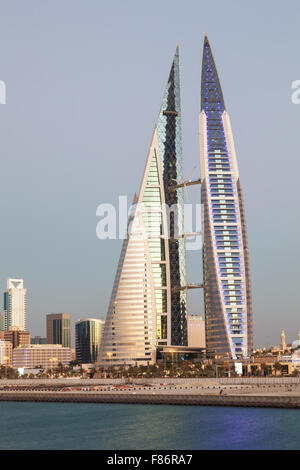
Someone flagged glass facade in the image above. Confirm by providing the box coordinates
[142,150,168,344]
[139,46,187,346]
[47,314,71,348]
[200,35,253,359]
[53,319,71,347]
[156,47,187,346]
[75,319,104,364]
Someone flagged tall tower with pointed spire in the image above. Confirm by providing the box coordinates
[199,35,253,359]
[157,45,187,346]
[99,46,187,367]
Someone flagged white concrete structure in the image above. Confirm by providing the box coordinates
[187,315,206,348]
[0,312,5,331]
[12,344,71,369]
[0,339,12,366]
[281,330,287,351]
[4,279,27,330]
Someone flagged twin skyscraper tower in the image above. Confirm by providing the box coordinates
[99,35,253,366]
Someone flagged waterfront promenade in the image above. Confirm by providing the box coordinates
[1,378,300,408]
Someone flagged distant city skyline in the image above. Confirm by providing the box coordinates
[0,1,300,347]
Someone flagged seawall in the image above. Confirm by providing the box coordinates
[1,391,300,408]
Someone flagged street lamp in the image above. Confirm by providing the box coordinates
[107,352,112,375]
[169,349,176,373]
[4,356,9,379]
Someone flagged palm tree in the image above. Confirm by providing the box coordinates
[273,362,282,376]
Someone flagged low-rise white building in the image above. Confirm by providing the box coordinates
[0,339,13,367]
[12,344,72,369]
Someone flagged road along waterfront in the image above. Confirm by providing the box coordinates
[2,378,300,408]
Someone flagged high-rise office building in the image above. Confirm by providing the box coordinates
[75,318,104,364]
[99,46,187,367]
[46,313,71,348]
[4,279,27,330]
[199,35,253,359]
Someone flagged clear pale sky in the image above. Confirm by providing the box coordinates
[0,0,299,347]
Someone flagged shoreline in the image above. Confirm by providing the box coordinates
[1,391,300,408]
[2,378,300,408]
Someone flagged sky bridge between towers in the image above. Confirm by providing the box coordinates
[168,178,201,193]
[169,232,202,242]
[172,283,204,294]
